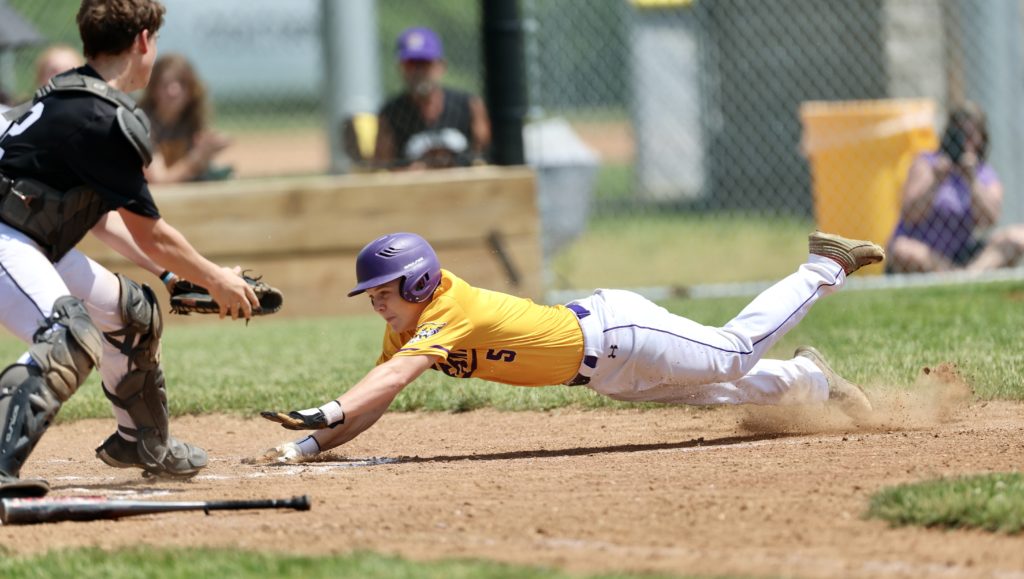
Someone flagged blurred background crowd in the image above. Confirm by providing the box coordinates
[2,0,1023,293]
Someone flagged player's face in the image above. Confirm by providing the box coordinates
[367,280,426,333]
[400,59,445,96]
[154,70,188,118]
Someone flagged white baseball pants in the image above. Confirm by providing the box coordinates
[568,255,844,405]
[0,222,143,435]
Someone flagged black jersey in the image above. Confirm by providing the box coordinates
[378,87,476,166]
[0,65,159,220]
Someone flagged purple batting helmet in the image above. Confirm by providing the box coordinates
[348,233,442,303]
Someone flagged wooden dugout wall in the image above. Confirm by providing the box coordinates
[77,166,543,320]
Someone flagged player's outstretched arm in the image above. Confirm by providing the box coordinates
[262,355,436,461]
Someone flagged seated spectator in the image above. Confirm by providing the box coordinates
[373,26,491,170]
[1,45,82,134]
[888,103,1024,273]
[139,54,232,183]
[35,44,84,87]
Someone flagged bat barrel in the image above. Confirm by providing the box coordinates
[202,495,311,512]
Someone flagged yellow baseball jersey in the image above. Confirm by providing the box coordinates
[378,270,584,386]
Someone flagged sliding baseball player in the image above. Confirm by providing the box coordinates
[262,230,881,461]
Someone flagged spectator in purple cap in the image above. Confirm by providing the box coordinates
[373,26,491,170]
[888,102,1024,273]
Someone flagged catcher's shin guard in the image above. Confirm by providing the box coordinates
[0,296,103,497]
[97,275,207,477]
[0,364,63,497]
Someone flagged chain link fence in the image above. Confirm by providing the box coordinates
[2,0,1022,292]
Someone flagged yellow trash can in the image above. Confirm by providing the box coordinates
[799,99,938,274]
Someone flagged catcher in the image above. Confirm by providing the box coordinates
[261,230,882,462]
[0,0,269,498]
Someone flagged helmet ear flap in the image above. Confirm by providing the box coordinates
[401,271,434,303]
[416,271,432,291]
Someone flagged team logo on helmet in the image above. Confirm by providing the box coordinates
[406,322,446,346]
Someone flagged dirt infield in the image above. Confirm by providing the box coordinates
[4,373,1024,578]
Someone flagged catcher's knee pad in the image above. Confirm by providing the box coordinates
[0,364,62,478]
[28,295,104,401]
[100,275,206,476]
[106,275,163,371]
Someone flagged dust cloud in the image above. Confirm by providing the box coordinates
[738,362,973,435]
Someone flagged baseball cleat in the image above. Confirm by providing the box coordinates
[96,432,207,478]
[808,231,885,275]
[795,346,873,419]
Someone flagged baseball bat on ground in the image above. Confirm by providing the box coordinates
[0,495,310,525]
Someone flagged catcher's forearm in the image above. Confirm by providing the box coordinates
[91,212,165,278]
[133,217,226,287]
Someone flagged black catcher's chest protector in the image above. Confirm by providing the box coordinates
[4,73,154,167]
[0,74,155,262]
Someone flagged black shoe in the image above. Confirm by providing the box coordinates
[94,432,138,469]
[0,473,50,498]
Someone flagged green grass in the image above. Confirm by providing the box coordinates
[0,548,689,579]
[0,264,1020,555]
[659,281,1024,399]
[867,473,1024,534]
[0,314,640,423]
[592,162,635,204]
[550,213,814,289]
[0,279,1017,423]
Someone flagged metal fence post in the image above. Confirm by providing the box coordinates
[972,0,1024,224]
[321,0,381,174]
[482,0,527,166]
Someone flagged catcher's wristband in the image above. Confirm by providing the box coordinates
[160,270,176,285]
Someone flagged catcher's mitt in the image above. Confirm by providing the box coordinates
[168,272,283,316]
